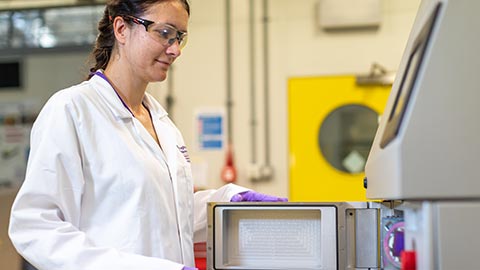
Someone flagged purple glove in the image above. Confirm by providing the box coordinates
[230,191,288,202]
[182,267,198,270]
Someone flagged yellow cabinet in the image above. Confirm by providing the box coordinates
[288,76,390,201]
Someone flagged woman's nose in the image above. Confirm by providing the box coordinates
[166,41,182,58]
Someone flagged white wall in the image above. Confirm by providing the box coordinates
[152,0,421,197]
[0,53,88,105]
[0,0,420,197]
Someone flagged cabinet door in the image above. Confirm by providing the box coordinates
[288,75,390,201]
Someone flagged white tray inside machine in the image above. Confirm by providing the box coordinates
[210,204,337,270]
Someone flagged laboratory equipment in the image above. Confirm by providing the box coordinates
[363,0,480,268]
[208,0,480,269]
[207,202,402,270]
[365,0,480,200]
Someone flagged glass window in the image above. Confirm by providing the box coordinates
[43,5,104,47]
[0,4,104,52]
[11,10,42,48]
[0,12,10,49]
[318,104,378,173]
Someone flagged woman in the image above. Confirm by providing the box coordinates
[8,1,286,270]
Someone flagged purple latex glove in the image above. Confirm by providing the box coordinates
[182,267,198,270]
[230,191,288,202]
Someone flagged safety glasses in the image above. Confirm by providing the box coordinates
[123,15,188,49]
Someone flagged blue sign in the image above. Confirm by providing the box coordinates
[197,114,224,150]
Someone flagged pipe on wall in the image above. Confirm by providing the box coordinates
[249,0,258,165]
[220,0,237,183]
[225,0,233,145]
[260,0,273,180]
[247,0,273,182]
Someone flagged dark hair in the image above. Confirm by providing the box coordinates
[86,0,190,79]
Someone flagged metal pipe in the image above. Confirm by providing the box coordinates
[225,0,233,144]
[249,0,257,164]
[220,0,237,183]
[262,0,271,166]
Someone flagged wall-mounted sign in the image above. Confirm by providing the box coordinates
[195,108,225,151]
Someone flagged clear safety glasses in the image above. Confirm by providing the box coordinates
[124,15,188,49]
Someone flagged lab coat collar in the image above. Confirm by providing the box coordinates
[89,71,169,121]
[142,93,169,121]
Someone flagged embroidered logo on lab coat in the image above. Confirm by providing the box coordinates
[177,145,191,163]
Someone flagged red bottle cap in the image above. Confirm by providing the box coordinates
[401,250,416,270]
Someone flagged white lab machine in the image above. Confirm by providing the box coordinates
[207,0,480,269]
[207,202,401,270]
[363,0,480,269]
[365,0,480,200]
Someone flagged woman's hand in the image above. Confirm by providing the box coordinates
[230,191,288,202]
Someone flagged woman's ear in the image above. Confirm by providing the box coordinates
[112,16,129,44]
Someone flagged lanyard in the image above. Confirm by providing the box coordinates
[92,71,136,117]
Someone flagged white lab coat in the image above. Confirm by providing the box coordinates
[8,74,248,270]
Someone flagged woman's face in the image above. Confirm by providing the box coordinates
[124,0,189,83]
